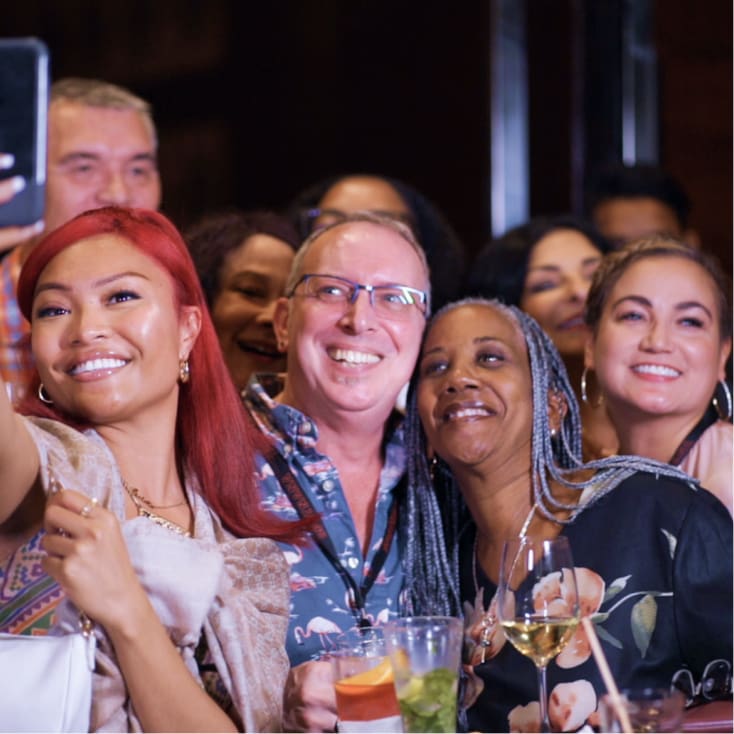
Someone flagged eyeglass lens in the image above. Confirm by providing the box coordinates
[297,275,425,317]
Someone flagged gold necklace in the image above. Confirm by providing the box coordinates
[121,479,188,510]
[122,479,192,538]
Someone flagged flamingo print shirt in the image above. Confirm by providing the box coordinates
[244,374,406,666]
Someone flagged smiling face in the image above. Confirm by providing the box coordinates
[210,233,295,390]
[520,229,603,359]
[274,220,428,423]
[30,234,199,424]
[417,303,533,472]
[585,254,731,425]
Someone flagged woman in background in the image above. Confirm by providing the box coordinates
[466,215,616,459]
[0,206,298,731]
[186,209,300,391]
[584,237,732,514]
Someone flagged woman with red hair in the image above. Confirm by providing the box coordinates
[0,206,300,731]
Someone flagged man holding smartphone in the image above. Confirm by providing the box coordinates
[0,77,161,404]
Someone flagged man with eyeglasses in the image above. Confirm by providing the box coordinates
[242,212,430,732]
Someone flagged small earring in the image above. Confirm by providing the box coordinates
[38,383,54,404]
[580,367,603,409]
[429,455,437,481]
[178,359,190,384]
[712,379,733,420]
[550,427,557,438]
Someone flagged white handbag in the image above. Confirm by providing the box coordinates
[0,616,96,732]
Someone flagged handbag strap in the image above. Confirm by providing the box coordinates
[248,413,399,628]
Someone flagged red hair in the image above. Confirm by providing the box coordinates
[18,206,306,542]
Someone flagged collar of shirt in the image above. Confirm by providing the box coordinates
[244,372,407,499]
[245,372,406,464]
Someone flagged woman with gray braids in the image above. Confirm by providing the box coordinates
[404,298,732,733]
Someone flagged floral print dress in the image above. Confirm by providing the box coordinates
[459,471,732,733]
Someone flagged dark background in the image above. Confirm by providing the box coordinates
[4,0,732,272]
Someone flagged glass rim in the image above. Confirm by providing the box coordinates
[602,687,685,701]
[384,615,463,630]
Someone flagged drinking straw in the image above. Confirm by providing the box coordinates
[581,616,633,734]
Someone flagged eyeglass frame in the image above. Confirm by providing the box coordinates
[299,207,417,239]
[671,658,732,707]
[286,273,429,318]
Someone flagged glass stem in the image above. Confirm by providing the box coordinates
[537,663,551,733]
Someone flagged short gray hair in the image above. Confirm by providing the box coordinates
[51,77,157,147]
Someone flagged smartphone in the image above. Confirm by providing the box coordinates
[0,37,49,227]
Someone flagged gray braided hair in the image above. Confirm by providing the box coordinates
[402,297,693,617]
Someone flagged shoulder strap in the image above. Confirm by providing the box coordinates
[669,405,719,466]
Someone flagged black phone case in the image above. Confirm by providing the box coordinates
[0,37,49,227]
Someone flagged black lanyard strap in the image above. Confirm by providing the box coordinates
[248,413,399,627]
[669,404,719,466]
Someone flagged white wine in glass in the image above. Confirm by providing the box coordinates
[497,536,580,732]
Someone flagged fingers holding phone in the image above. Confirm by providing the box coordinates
[0,154,43,253]
[0,37,48,253]
[0,153,25,203]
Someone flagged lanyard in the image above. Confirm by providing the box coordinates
[669,404,719,466]
[248,413,399,628]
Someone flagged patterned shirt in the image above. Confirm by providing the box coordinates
[0,246,35,401]
[244,373,406,667]
[0,529,62,635]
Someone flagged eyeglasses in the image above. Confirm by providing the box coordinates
[287,274,429,319]
[299,207,416,238]
[672,659,732,707]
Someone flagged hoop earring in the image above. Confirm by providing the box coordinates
[712,379,733,420]
[580,367,603,409]
[38,383,54,404]
[178,359,190,384]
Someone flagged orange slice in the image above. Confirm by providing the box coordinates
[339,657,394,686]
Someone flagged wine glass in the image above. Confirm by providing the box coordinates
[496,536,580,733]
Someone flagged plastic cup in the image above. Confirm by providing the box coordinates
[599,687,685,733]
[331,628,402,733]
[384,616,463,733]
